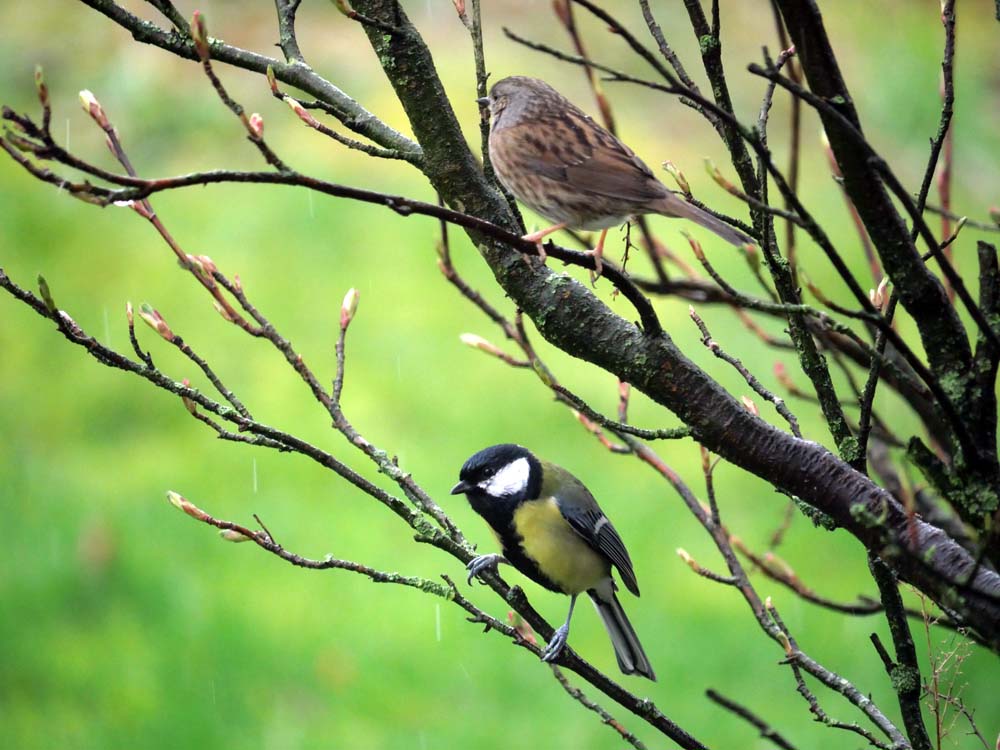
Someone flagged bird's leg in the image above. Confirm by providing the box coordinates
[521,222,567,262]
[541,594,578,663]
[587,228,609,284]
[466,553,509,586]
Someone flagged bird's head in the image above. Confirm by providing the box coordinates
[451,443,542,501]
[476,76,563,130]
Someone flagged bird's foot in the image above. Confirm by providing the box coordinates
[520,241,547,267]
[521,224,565,265]
[541,623,570,663]
[535,242,548,263]
[587,228,609,285]
[587,249,604,285]
[466,553,506,586]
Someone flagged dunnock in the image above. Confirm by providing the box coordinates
[479,76,751,278]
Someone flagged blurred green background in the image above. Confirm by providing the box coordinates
[2,1,998,748]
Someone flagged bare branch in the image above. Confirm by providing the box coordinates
[868,554,932,750]
[550,667,648,750]
[705,689,799,750]
[689,308,802,438]
[78,0,423,163]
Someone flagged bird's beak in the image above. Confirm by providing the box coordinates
[475,96,490,106]
[450,480,472,495]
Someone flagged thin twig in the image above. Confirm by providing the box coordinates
[705,689,799,750]
[0,135,663,337]
[79,0,423,163]
[554,385,690,442]
[551,667,648,750]
[868,554,932,750]
[271,89,408,160]
[689,308,802,438]
[166,490,452,591]
[190,12,291,172]
[924,203,1000,233]
[767,602,894,750]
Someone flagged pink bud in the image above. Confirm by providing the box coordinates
[283,96,319,127]
[180,378,197,414]
[129,201,154,220]
[191,10,210,60]
[35,65,49,108]
[662,160,690,195]
[459,333,504,358]
[78,89,109,129]
[506,610,537,646]
[869,276,889,312]
[138,303,175,342]
[212,301,233,322]
[340,288,360,329]
[681,231,705,261]
[741,396,759,416]
[189,254,218,276]
[551,0,570,28]
[774,363,794,389]
[219,529,252,543]
[703,158,736,193]
[166,490,210,521]
[248,112,264,138]
[333,0,357,18]
[37,275,57,314]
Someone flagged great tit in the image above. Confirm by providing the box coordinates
[451,444,655,680]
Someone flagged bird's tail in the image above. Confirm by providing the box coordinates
[588,581,656,681]
[655,193,753,248]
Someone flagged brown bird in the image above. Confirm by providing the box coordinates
[479,76,751,278]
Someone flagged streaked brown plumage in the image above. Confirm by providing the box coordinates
[479,76,751,276]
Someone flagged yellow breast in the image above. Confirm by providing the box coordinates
[513,497,609,595]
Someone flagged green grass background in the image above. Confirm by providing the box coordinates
[1,1,998,748]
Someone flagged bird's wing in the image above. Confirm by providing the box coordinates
[497,109,667,204]
[548,469,641,596]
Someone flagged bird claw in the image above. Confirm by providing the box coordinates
[587,251,604,285]
[519,241,547,267]
[521,224,564,266]
[466,553,504,586]
[541,624,570,663]
[587,229,607,285]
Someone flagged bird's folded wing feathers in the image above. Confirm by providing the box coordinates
[559,500,641,597]
[501,114,668,204]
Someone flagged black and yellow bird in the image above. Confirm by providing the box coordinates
[451,444,655,680]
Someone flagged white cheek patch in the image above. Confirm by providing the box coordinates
[480,457,530,497]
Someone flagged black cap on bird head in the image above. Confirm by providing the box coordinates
[450,443,542,501]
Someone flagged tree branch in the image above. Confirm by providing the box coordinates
[705,689,798,750]
[867,554,932,750]
[77,0,423,164]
